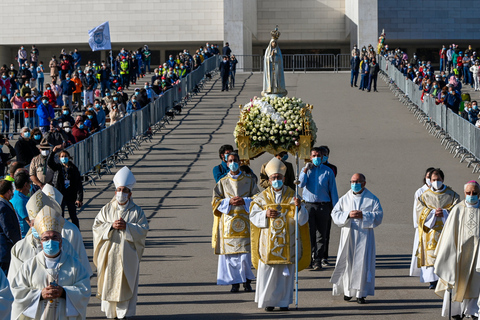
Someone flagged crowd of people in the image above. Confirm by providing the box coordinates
[211,144,383,311]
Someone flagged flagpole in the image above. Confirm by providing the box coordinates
[294,152,299,310]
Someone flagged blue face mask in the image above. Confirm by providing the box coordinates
[135,92,139,96]
[79,124,84,129]
[31,227,39,239]
[34,134,41,140]
[466,195,479,204]
[282,154,288,162]
[26,98,31,102]
[87,115,93,119]
[24,132,30,138]
[228,161,239,173]
[351,183,362,193]
[312,157,322,166]
[271,179,283,189]
[322,155,328,163]
[113,97,118,101]
[60,157,69,164]
[1,99,6,102]
[224,153,230,162]
[63,110,69,115]
[42,239,60,256]
[42,100,48,105]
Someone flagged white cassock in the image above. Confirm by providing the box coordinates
[435,201,480,318]
[250,189,308,308]
[0,268,13,319]
[8,233,85,284]
[11,251,91,320]
[410,184,428,277]
[93,198,149,319]
[330,188,383,298]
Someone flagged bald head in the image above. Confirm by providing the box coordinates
[351,173,366,183]
[350,173,366,194]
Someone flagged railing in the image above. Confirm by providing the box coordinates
[233,54,353,73]
[65,56,221,176]
[379,56,480,171]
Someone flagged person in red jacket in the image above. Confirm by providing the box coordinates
[71,118,89,143]
[457,51,464,80]
[22,93,36,129]
[44,83,56,107]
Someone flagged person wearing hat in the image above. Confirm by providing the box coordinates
[433,180,480,319]
[250,157,310,311]
[94,100,106,129]
[22,93,36,129]
[212,152,258,293]
[126,94,141,115]
[14,127,38,165]
[0,179,21,275]
[29,138,55,189]
[62,121,75,144]
[10,205,91,320]
[0,134,15,178]
[58,105,75,127]
[93,166,148,319]
[37,95,55,134]
[45,119,68,148]
[330,173,383,305]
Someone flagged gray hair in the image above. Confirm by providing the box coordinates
[464,182,480,192]
[21,127,30,133]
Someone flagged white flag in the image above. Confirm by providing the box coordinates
[88,21,112,52]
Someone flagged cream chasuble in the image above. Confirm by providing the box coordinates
[250,186,309,308]
[0,269,13,319]
[11,251,91,320]
[92,198,148,319]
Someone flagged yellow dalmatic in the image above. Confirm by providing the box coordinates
[250,186,311,270]
[416,186,459,267]
[212,172,259,255]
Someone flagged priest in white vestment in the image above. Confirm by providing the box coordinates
[0,268,13,319]
[435,181,480,319]
[330,173,383,304]
[212,152,259,292]
[250,157,310,311]
[93,166,149,319]
[11,205,91,320]
[410,167,435,277]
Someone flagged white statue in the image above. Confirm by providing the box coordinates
[262,26,288,98]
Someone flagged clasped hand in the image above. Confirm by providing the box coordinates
[267,198,301,218]
[229,196,245,206]
[112,218,127,230]
[42,285,63,300]
[349,210,363,219]
[435,208,444,217]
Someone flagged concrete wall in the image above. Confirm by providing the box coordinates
[224,0,257,56]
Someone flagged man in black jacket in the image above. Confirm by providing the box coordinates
[367,57,380,92]
[350,52,360,87]
[219,56,230,91]
[14,127,39,165]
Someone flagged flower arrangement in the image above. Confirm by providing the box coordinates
[234,96,316,157]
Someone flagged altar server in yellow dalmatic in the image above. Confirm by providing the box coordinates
[212,152,259,292]
[416,168,459,289]
[93,167,149,319]
[250,157,310,312]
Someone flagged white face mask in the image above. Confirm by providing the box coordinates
[432,180,443,190]
[426,178,431,187]
[116,191,129,204]
[65,128,71,133]
[40,150,49,157]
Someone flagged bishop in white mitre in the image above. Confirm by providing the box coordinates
[11,205,91,320]
[250,157,310,311]
[93,166,149,319]
[330,173,383,304]
[435,181,480,319]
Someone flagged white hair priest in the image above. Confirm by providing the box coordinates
[93,166,149,319]
[11,205,91,320]
[249,157,310,311]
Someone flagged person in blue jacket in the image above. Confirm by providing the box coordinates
[213,144,233,183]
[359,56,370,91]
[350,52,360,87]
[36,96,55,134]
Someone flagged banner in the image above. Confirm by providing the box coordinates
[88,21,111,52]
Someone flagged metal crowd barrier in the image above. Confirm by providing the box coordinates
[379,56,480,174]
[66,56,221,176]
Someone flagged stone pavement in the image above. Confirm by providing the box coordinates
[78,72,478,319]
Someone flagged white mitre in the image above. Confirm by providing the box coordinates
[114,166,136,190]
[34,205,65,236]
[265,157,287,177]
[26,189,63,220]
[42,184,64,206]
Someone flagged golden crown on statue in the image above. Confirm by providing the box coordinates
[270,26,281,40]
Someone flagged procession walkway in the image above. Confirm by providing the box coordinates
[80,72,477,319]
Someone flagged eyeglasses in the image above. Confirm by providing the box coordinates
[350,180,364,184]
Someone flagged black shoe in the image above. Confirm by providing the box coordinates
[351,84,353,87]
[321,259,330,267]
[221,89,224,92]
[374,90,378,92]
[279,307,289,311]
[357,297,366,304]
[230,284,240,292]
[344,295,352,301]
[452,315,463,320]
[428,281,438,290]
[354,84,358,87]
[312,262,322,271]
[243,279,253,292]
[367,90,371,92]
[265,307,274,312]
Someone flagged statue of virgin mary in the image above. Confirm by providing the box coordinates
[262,26,288,98]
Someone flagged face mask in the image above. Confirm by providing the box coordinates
[228,162,239,172]
[94,104,100,108]
[26,98,31,102]
[87,115,93,119]
[135,92,139,96]
[426,178,431,187]
[432,180,443,190]
[282,154,288,161]
[63,110,69,115]
[60,157,69,164]
[312,157,322,166]
[25,83,29,87]
[474,105,478,110]
[1,99,6,102]
[43,100,48,104]
[322,155,328,163]
[224,154,230,162]
[351,183,362,193]
[113,97,118,101]
[467,195,479,204]
[79,124,84,129]
[169,57,173,60]
[271,179,283,189]
[66,77,70,81]
[144,86,148,89]
[132,99,136,103]
[116,191,129,204]
[24,132,30,138]
[31,227,39,239]
[40,150,49,157]
[106,93,110,96]
[16,93,20,97]
[34,134,41,140]
[1,76,5,79]
[46,87,51,90]
[65,127,71,133]
[42,239,60,256]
